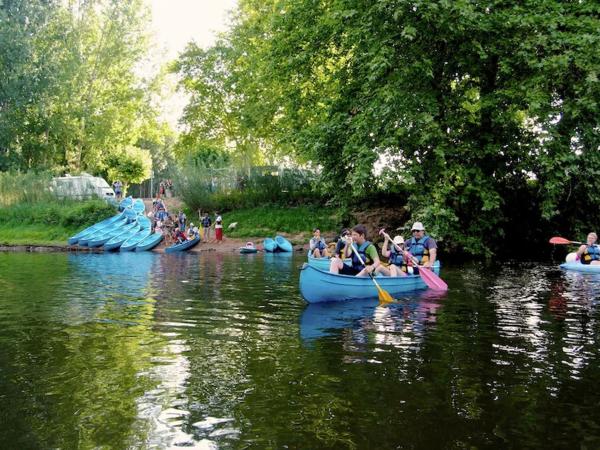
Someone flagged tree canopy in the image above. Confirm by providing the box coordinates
[0,0,173,184]
[174,0,600,256]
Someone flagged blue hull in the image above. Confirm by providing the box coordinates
[68,213,123,245]
[120,229,152,252]
[307,253,351,271]
[87,222,137,248]
[132,198,145,215]
[165,236,200,253]
[560,262,600,273]
[299,262,441,303]
[275,235,293,252]
[78,217,127,246]
[119,196,133,211]
[135,233,163,251]
[264,238,277,252]
[104,224,141,251]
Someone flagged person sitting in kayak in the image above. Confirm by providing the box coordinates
[333,228,350,258]
[577,232,600,265]
[404,222,437,273]
[174,228,187,244]
[309,228,328,258]
[330,225,380,276]
[376,235,407,277]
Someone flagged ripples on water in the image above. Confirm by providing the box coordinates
[1,253,600,448]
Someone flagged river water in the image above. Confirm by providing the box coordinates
[1,252,599,449]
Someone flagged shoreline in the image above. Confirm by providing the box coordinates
[0,238,309,254]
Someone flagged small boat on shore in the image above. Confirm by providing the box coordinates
[240,242,258,254]
[135,232,164,252]
[275,235,293,252]
[120,217,152,252]
[263,238,277,252]
[68,213,124,245]
[165,236,200,253]
[299,261,441,303]
[87,221,138,248]
[104,223,141,251]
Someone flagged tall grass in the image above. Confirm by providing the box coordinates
[0,171,55,206]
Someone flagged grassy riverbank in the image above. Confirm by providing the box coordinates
[0,201,342,247]
[0,200,116,246]
[205,205,343,242]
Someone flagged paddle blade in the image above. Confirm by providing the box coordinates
[419,267,448,291]
[549,237,572,245]
[378,286,394,304]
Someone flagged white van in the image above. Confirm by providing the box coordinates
[50,173,115,202]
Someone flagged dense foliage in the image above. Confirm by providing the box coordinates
[0,0,173,184]
[175,0,600,256]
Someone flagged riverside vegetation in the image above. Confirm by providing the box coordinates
[1,1,599,258]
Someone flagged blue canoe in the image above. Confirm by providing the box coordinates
[135,232,164,252]
[132,198,145,215]
[299,261,441,303]
[120,217,152,252]
[263,238,278,252]
[104,223,141,251]
[68,213,123,245]
[87,221,138,248]
[119,196,133,211]
[307,252,351,271]
[77,216,128,246]
[275,235,293,252]
[165,236,200,253]
[560,262,600,273]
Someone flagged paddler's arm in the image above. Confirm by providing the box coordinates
[365,245,381,273]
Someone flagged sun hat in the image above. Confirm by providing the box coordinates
[393,235,404,245]
[411,222,425,231]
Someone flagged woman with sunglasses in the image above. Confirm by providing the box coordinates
[404,222,437,271]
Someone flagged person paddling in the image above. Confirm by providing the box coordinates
[376,234,407,277]
[330,225,380,277]
[576,232,600,265]
[404,222,437,273]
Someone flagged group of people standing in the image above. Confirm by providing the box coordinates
[148,198,224,245]
[309,222,437,277]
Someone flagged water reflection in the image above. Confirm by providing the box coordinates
[4,254,600,448]
[300,290,445,354]
[488,263,600,382]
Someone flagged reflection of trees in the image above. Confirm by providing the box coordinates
[0,253,167,449]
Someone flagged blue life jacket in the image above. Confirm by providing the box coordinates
[201,216,211,227]
[407,236,430,263]
[388,245,404,266]
[350,241,374,270]
[313,238,326,251]
[582,244,600,264]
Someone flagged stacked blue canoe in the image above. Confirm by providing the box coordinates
[68,198,164,252]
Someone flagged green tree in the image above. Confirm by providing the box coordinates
[106,145,152,195]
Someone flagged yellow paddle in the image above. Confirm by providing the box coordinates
[348,240,394,305]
